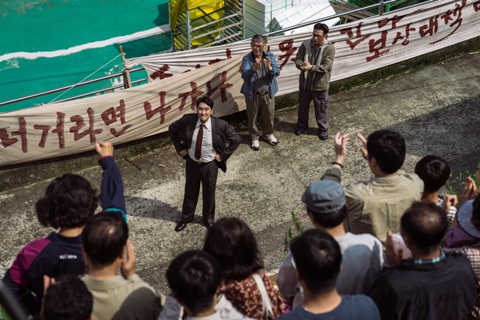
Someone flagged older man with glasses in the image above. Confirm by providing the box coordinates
[240,34,281,151]
[294,23,336,141]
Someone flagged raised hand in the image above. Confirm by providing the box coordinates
[334,132,350,165]
[356,132,368,160]
[264,56,271,70]
[459,176,478,207]
[121,240,137,279]
[95,141,114,158]
[442,194,458,213]
[254,57,261,71]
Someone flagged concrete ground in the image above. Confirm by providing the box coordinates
[1,50,480,294]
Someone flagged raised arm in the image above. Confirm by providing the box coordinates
[96,141,127,222]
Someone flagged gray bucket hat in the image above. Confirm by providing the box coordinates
[302,179,346,214]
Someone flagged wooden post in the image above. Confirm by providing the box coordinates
[119,45,132,89]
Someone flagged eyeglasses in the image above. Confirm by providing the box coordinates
[312,34,324,38]
[251,44,264,49]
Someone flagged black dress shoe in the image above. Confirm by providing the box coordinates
[318,131,329,140]
[202,221,214,229]
[295,127,307,136]
[175,222,187,232]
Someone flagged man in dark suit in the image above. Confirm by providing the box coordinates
[169,96,241,232]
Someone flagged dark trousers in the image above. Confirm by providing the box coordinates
[297,86,330,132]
[182,157,218,223]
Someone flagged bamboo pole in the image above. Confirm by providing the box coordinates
[119,45,132,89]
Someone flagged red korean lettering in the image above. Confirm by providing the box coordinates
[277,39,297,70]
[208,49,233,65]
[150,64,173,80]
[378,15,404,29]
[101,99,132,137]
[144,91,172,124]
[33,125,51,148]
[182,64,202,74]
[340,23,370,49]
[392,23,416,46]
[206,48,232,65]
[225,48,232,59]
[366,31,389,62]
[206,71,234,103]
[0,117,27,152]
[70,108,103,143]
[474,0,480,11]
[440,0,466,27]
[208,59,221,65]
[52,112,66,149]
[178,82,205,111]
[433,0,466,44]
[419,17,439,37]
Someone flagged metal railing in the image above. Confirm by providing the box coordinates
[0,67,147,108]
[264,0,431,37]
[1,0,432,111]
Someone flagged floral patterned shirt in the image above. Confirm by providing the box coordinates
[218,272,286,320]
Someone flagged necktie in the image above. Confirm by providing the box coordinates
[195,124,204,160]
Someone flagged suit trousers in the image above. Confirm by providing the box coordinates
[297,86,330,132]
[246,93,275,139]
[182,157,218,223]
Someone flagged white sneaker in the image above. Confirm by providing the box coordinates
[251,139,260,151]
[263,134,279,146]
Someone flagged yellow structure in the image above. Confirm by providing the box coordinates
[170,0,225,49]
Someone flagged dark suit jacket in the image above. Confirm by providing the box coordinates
[169,114,241,172]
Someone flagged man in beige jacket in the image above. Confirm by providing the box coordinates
[324,129,424,242]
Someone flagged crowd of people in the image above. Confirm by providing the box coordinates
[2,126,480,320]
[2,26,480,320]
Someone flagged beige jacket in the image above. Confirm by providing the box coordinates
[82,273,163,320]
[323,166,424,242]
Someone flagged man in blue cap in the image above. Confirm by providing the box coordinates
[277,178,384,308]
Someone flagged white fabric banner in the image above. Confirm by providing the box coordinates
[1,0,479,166]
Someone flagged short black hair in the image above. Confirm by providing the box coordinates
[401,202,448,254]
[196,95,214,109]
[367,129,406,174]
[36,174,98,229]
[166,250,220,316]
[308,205,348,229]
[415,155,450,193]
[251,34,266,43]
[313,23,329,35]
[42,274,92,320]
[290,229,341,295]
[203,217,263,281]
[82,211,128,268]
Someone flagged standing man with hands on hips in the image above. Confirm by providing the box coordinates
[241,34,281,151]
[295,23,335,140]
[169,96,241,232]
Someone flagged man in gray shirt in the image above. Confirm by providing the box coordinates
[277,179,384,308]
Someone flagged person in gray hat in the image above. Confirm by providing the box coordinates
[277,178,385,309]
